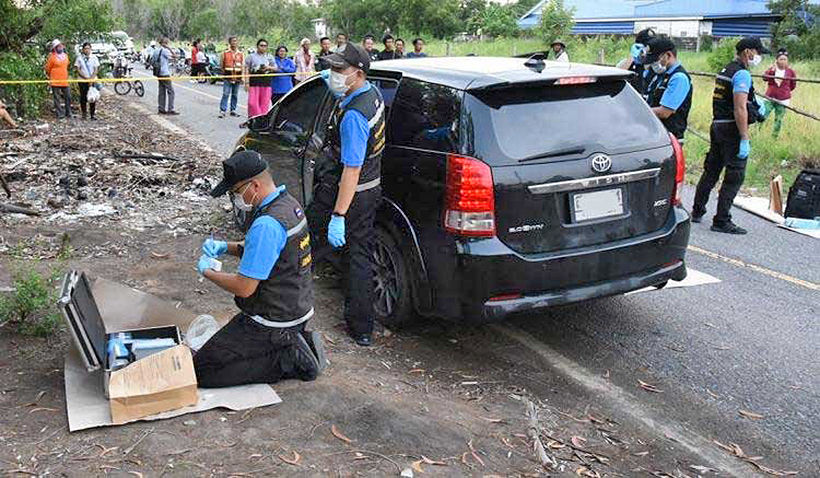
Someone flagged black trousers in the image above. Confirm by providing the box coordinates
[51,86,71,118]
[693,122,745,226]
[308,182,380,336]
[193,313,315,388]
[78,83,96,117]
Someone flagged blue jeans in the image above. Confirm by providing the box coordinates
[220,81,240,113]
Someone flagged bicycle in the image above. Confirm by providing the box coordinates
[112,63,145,97]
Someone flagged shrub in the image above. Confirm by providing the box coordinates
[0,48,49,118]
[0,263,64,337]
[707,36,742,72]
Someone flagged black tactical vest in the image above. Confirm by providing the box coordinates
[628,62,654,96]
[320,84,385,190]
[234,191,314,322]
[647,64,692,140]
[712,59,762,125]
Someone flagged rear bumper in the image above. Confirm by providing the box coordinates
[444,207,690,321]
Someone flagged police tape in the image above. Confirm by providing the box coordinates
[0,71,311,86]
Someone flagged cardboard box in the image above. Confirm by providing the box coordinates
[59,271,199,423]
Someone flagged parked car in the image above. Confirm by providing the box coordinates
[111,31,135,58]
[233,56,691,325]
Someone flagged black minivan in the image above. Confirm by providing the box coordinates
[234,56,690,326]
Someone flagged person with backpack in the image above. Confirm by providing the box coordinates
[152,37,179,115]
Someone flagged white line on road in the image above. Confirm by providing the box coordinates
[491,324,754,477]
[687,245,819,291]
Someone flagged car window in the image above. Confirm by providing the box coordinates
[389,78,461,153]
[272,78,328,146]
[466,80,669,165]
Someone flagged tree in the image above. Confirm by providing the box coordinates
[537,0,574,47]
[478,4,520,38]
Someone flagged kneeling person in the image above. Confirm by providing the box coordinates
[194,151,326,388]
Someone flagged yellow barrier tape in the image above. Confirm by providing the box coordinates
[0,71,311,86]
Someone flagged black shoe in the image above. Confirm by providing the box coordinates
[295,333,320,381]
[711,222,747,235]
[302,330,328,373]
[691,213,704,223]
[166,110,180,115]
[351,333,372,347]
[158,110,166,115]
[230,111,239,117]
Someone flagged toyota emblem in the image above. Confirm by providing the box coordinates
[590,154,612,173]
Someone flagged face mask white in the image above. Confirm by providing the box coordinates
[232,183,254,212]
[329,70,353,96]
[651,61,666,74]
[750,53,762,66]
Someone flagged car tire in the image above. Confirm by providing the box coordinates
[372,227,414,328]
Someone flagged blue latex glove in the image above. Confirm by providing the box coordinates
[738,139,751,159]
[328,215,346,248]
[758,102,767,118]
[202,238,227,258]
[630,43,645,61]
[197,255,219,275]
[319,69,330,81]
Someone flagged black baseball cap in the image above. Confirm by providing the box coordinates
[325,43,370,73]
[210,150,267,197]
[635,28,656,45]
[645,37,676,63]
[736,37,770,54]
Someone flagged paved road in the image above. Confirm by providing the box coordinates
[125,70,819,473]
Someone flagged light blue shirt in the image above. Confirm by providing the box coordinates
[153,47,173,76]
[339,82,373,168]
[238,186,288,280]
[732,69,752,94]
[659,62,691,111]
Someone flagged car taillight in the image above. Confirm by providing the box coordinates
[444,154,495,237]
[554,76,597,85]
[669,133,686,206]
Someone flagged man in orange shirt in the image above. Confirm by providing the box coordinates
[44,39,72,119]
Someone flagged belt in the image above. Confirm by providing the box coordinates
[246,308,314,329]
[354,177,381,192]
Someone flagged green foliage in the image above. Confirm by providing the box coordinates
[537,0,575,47]
[0,49,49,118]
[0,263,64,337]
[477,4,520,38]
[38,0,116,52]
[707,37,742,72]
[768,0,820,59]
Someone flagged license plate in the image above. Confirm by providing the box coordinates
[571,188,624,222]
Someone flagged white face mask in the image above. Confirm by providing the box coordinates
[651,61,666,74]
[750,53,762,66]
[328,70,353,96]
[232,183,255,212]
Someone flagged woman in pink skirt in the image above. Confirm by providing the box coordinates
[244,38,277,118]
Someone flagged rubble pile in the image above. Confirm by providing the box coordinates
[0,95,226,234]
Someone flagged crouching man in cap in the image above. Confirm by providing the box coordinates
[193,150,326,387]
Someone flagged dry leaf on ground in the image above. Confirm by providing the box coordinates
[278,451,301,465]
[571,436,587,448]
[738,409,765,420]
[420,456,446,466]
[331,424,352,444]
[638,380,663,393]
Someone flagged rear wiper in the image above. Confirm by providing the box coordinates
[518,146,586,163]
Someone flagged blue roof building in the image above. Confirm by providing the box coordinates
[518,0,790,38]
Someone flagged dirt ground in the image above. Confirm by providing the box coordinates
[1,95,722,477]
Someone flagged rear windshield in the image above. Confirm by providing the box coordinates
[466,81,668,164]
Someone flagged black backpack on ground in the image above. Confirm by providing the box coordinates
[784,169,820,219]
